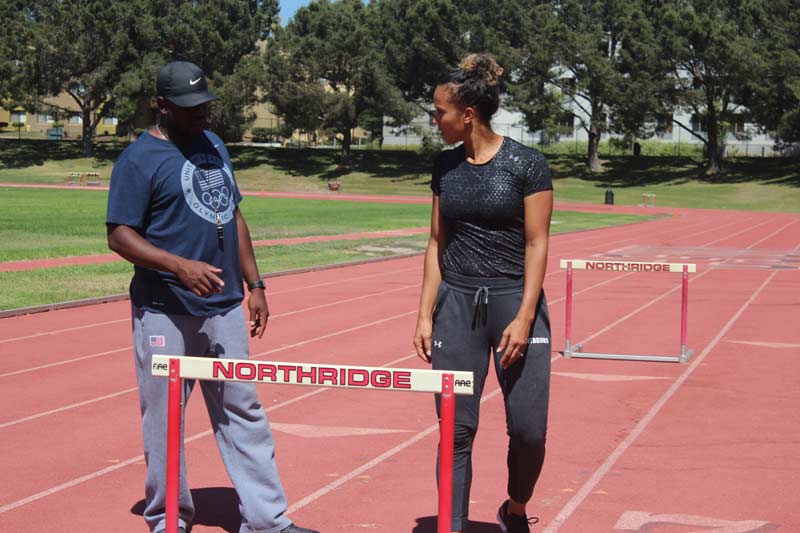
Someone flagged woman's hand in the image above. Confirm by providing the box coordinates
[497,317,531,369]
[413,317,433,363]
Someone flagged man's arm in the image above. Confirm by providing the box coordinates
[107,223,225,298]
[235,208,268,338]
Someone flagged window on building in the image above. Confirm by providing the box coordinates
[731,115,747,134]
[69,114,83,125]
[38,113,55,124]
[656,115,673,134]
[102,117,118,125]
[10,111,26,123]
[691,114,706,133]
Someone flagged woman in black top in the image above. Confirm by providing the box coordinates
[413,54,553,533]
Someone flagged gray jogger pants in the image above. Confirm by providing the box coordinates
[133,305,292,533]
[431,271,551,532]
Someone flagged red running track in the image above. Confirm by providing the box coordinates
[1,207,798,533]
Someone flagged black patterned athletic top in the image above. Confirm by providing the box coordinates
[431,137,552,278]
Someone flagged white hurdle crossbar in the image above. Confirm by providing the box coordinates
[561,259,696,363]
[152,355,475,533]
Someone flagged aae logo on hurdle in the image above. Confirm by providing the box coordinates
[151,355,475,395]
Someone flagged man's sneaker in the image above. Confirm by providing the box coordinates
[497,499,538,532]
[279,524,320,533]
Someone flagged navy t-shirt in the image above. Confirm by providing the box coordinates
[431,137,553,278]
[106,131,244,316]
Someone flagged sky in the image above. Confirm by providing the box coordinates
[279,0,313,25]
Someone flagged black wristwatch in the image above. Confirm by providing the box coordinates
[247,279,266,292]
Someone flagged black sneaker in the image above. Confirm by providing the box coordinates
[497,499,538,532]
[279,524,320,533]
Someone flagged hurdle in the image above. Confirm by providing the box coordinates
[561,259,696,363]
[152,355,475,533]
[641,193,657,207]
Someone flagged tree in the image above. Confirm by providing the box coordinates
[12,0,277,156]
[745,0,800,145]
[264,0,415,164]
[534,0,657,171]
[652,0,771,174]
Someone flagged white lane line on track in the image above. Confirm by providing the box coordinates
[0,347,129,378]
[0,319,128,345]
[0,387,138,429]
[0,310,420,430]
[742,219,797,250]
[0,267,421,345]
[702,218,774,248]
[573,268,710,348]
[287,351,564,515]
[0,268,646,428]
[543,271,778,532]
[0,352,420,514]
[0,285,418,377]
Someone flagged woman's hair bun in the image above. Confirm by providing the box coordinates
[458,53,504,86]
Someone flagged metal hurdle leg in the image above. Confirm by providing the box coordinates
[679,264,695,362]
[165,358,182,533]
[438,373,454,533]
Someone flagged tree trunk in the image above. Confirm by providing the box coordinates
[82,108,94,158]
[587,125,602,172]
[704,92,721,175]
[339,128,352,167]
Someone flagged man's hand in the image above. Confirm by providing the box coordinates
[413,317,433,363]
[247,289,269,338]
[175,258,224,297]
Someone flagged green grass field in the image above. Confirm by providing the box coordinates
[2,139,799,211]
[2,137,796,310]
[0,187,651,310]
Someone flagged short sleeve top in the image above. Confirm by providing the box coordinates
[106,131,244,316]
[431,137,552,278]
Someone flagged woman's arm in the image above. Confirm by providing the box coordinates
[497,189,553,368]
[413,195,446,363]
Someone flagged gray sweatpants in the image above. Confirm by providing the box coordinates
[431,271,551,532]
[132,305,292,533]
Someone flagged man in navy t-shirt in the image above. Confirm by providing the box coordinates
[107,61,318,533]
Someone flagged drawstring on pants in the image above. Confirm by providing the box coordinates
[472,286,490,329]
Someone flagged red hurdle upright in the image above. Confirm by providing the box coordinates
[561,259,696,363]
[153,356,473,533]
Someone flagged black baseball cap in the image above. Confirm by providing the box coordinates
[156,61,217,108]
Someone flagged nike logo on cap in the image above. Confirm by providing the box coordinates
[189,77,202,85]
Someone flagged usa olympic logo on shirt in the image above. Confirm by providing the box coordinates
[180,154,236,225]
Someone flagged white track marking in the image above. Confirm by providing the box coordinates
[0,354,418,513]
[0,312,419,429]
[614,510,770,532]
[1,285,417,376]
[552,372,669,382]
[0,347,129,378]
[727,340,800,349]
[543,271,778,532]
[0,319,128,345]
[0,388,138,429]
